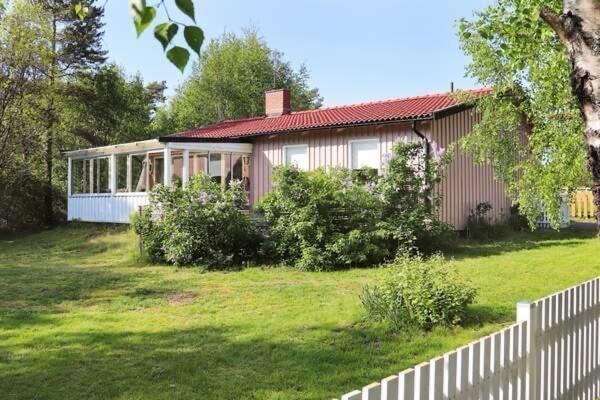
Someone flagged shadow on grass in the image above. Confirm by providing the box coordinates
[0,322,459,400]
[445,225,597,261]
[0,264,135,331]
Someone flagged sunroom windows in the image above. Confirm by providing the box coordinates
[70,158,110,194]
[70,150,251,196]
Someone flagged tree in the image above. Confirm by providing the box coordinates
[0,1,61,229]
[155,30,322,133]
[457,0,591,227]
[539,1,600,228]
[0,1,163,230]
[60,64,166,147]
[33,0,106,225]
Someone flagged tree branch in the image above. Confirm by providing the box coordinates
[540,6,568,45]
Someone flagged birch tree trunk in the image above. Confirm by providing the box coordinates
[540,1,600,229]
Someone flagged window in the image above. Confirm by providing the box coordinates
[153,157,164,186]
[131,154,147,192]
[283,144,308,170]
[209,153,222,184]
[70,158,110,194]
[350,139,379,170]
[93,158,110,193]
[71,159,89,194]
[190,152,208,176]
[116,155,128,192]
[230,154,243,181]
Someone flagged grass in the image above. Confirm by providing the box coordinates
[0,223,599,399]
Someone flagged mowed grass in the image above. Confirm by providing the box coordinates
[0,224,599,399]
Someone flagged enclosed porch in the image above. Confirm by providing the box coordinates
[65,139,253,223]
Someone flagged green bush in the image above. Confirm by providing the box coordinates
[465,202,513,239]
[375,143,454,254]
[257,167,387,271]
[361,254,477,331]
[131,174,258,267]
[257,142,454,270]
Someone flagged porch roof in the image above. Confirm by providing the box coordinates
[64,139,252,159]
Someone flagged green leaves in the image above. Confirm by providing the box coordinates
[125,0,204,72]
[74,2,89,20]
[175,0,196,22]
[184,26,204,55]
[154,23,179,51]
[167,46,190,73]
[129,0,157,37]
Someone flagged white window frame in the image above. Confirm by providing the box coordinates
[348,138,380,172]
[282,144,309,171]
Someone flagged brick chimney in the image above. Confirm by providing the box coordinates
[265,89,291,117]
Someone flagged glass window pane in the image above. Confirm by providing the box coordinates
[131,155,147,192]
[285,145,308,170]
[209,153,222,184]
[242,155,251,193]
[351,140,379,170]
[172,153,183,179]
[190,153,208,177]
[116,155,128,192]
[71,159,88,194]
[93,158,110,193]
[231,154,243,181]
[153,157,164,186]
[223,153,231,185]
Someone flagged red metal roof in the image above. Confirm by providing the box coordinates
[166,88,491,140]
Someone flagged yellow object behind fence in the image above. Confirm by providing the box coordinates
[571,190,596,219]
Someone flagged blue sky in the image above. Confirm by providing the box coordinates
[103,0,492,107]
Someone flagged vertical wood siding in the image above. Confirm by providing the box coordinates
[250,122,420,204]
[433,109,511,229]
[250,109,511,230]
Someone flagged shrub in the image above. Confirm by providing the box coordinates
[257,142,454,270]
[465,202,513,239]
[257,166,387,271]
[361,254,477,331]
[375,142,454,254]
[131,174,259,267]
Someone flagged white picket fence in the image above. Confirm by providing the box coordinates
[339,277,600,400]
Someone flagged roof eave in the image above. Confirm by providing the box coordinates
[162,115,435,142]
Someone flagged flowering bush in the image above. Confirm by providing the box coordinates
[257,167,387,271]
[131,174,258,267]
[257,142,453,270]
[361,254,477,330]
[375,142,454,254]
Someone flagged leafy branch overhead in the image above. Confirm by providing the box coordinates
[130,0,204,71]
[75,1,204,72]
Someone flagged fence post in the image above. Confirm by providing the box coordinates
[517,300,540,400]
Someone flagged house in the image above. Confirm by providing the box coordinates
[64,87,511,229]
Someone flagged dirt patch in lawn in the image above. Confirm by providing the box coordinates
[166,292,198,305]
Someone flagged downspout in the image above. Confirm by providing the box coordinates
[411,121,432,210]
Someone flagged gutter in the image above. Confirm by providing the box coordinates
[411,120,432,209]
[411,120,430,163]
[159,116,435,143]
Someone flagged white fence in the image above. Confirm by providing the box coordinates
[339,277,600,400]
[536,195,571,229]
[67,193,149,223]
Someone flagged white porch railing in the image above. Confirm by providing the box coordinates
[67,193,148,224]
[536,194,571,229]
[338,277,600,400]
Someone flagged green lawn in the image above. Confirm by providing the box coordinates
[0,224,599,399]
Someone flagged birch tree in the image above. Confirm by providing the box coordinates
[458,0,599,228]
[540,1,600,227]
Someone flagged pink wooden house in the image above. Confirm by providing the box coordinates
[65,88,511,229]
